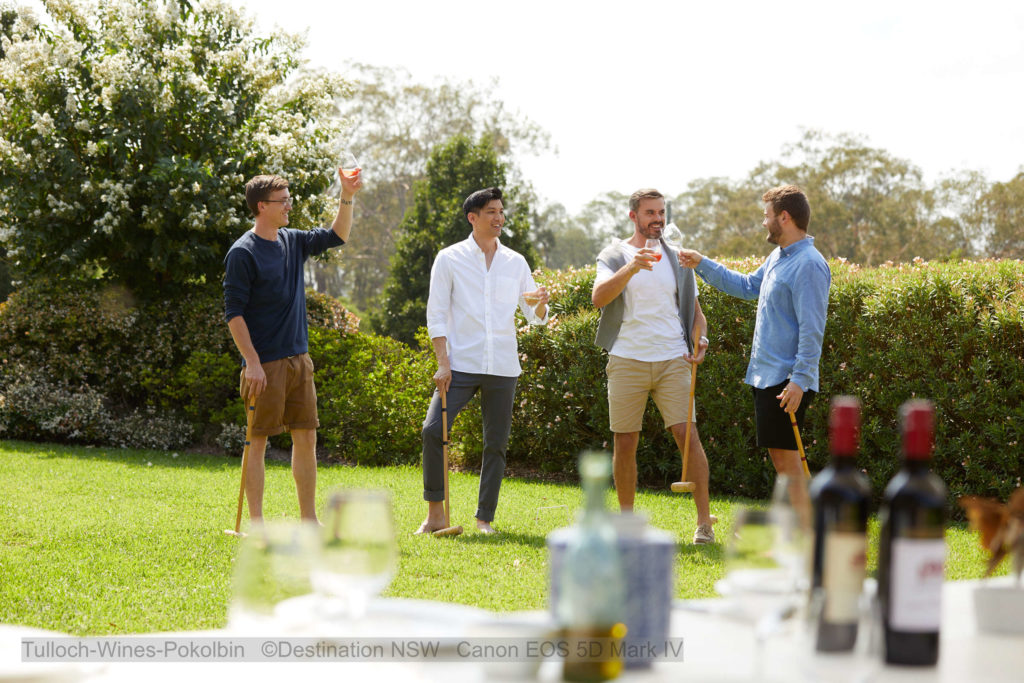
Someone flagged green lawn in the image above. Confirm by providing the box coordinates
[0,440,1000,636]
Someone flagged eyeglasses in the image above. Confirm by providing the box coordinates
[262,196,294,206]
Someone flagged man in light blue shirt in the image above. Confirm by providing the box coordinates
[677,185,830,485]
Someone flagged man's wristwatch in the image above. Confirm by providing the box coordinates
[699,335,709,345]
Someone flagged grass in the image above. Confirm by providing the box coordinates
[0,440,1003,636]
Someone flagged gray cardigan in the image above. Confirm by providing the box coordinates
[594,238,698,354]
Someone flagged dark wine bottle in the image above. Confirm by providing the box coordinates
[809,396,871,652]
[878,399,947,666]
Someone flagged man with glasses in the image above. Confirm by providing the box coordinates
[223,170,362,524]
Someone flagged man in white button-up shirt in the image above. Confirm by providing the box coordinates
[415,187,549,535]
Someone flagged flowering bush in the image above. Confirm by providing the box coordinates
[0,0,350,294]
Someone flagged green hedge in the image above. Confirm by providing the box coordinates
[1,258,1021,509]
[0,282,356,450]
[509,258,1024,507]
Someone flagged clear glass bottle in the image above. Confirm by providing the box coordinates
[555,452,626,682]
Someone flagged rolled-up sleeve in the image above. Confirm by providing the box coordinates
[425,251,452,339]
[789,260,831,391]
[518,266,548,325]
[223,250,252,323]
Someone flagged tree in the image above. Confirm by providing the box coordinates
[666,131,976,265]
[0,0,350,296]
[375,135,539,346]
[671,177,766,258]
[764,131,943,265]
[306,63,550,311]
[530,201,598,270]
[978,171,1024,259]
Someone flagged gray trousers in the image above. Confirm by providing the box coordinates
[421,370,518,523]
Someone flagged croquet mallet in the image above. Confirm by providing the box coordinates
[670,360,698,494]
[788,410,812,478]
[224,398,256,537]
[433,387,463,537]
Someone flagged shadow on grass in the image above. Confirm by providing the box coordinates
[439,530,548,548]
[676,541,726,562]
[6,439,262,472]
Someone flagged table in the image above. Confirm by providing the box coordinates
[2,580,1021,682]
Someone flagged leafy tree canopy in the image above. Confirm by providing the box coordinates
[0,0,351,296]
[306,63,550,312]
[375,134,539,346]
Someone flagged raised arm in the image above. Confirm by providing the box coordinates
[679,248,765,301]
[592,248,657,309]
[329,167,364,242]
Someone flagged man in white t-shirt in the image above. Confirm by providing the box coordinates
[591,189,716,544]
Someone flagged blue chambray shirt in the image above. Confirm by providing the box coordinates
[694,236,831,392]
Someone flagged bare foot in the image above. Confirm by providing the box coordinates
[414,518,447,535]
[475,519,497,535]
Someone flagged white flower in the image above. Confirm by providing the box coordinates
[31,112,54,137]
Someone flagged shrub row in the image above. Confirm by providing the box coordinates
[1,258,1021,508]
[508,258,1024,507]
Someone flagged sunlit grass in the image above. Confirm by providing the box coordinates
[0,440,999,635]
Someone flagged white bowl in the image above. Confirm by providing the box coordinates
[973,581,1024,635]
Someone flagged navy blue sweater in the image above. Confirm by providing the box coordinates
[223,227,343,364]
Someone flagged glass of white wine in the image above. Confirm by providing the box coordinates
[312,488,398,622]
[661,223,685,250]
[229,521,319,634]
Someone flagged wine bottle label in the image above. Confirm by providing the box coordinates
[823,531,867,623]
[889,537,945,631]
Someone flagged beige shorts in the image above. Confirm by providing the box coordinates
[606,355,695,433]
[239,353,319,437]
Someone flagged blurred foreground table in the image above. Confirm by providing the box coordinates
[2,580,1020,682]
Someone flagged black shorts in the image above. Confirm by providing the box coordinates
[752,380,816,450]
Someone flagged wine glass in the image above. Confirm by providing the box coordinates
[662,222,685,250]
[643,238,662,262]
[717,504,805,678]
[327,151,360,196]
[312,488,398,621]
[229,521,319,634]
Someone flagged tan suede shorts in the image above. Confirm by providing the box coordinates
[239,353,319,437]
[606,355,695,433]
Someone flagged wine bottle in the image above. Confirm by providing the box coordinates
[878,399,947,666]
[555,452,626,682]
[809,396,871,652]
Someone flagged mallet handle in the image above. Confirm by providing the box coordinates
[789,411,811,478]
[233,400,256,533]
[681,361,697,481]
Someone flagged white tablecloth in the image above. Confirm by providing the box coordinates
[2,580,1021,682]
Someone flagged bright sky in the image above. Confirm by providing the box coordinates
[26,0,1024,213]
